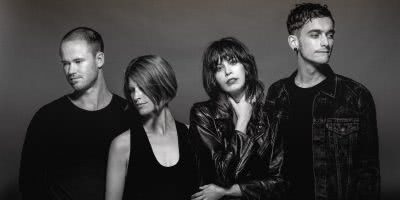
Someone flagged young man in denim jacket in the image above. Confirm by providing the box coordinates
[264,3,380,200]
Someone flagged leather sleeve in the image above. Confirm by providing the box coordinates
[238,117,287,200]
[189,103,287,199]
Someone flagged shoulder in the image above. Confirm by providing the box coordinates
[33,96,70,118]
[110,94,128,109]
[335,74,373,99]
[266,77,290,97]
[175,120,189,131]
[110,130,131,155]
[269,78,288,89]
[190,100,215,120]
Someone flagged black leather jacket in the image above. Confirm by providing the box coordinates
[264,65,380,200]
[189,100,286,200]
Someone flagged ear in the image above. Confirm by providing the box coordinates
[95,52,105,69]
[288,34,299,52]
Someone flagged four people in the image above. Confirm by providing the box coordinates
[19,2,380,200]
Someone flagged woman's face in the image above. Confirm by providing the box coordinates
[128,79,156,116]
[214,59,246,97]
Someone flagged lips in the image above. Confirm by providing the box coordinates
[315,50,330,53]
[68,77,81,84]
[135,102,147,107]
[226,78,238,85]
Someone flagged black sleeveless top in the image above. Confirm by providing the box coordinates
[122,121,198,200]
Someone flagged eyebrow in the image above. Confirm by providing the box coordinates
[307,29,335,34]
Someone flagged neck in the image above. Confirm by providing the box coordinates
[295,58,326,88]
[69,71,112,110]
[229,88,246,103]
[143,107,174,136]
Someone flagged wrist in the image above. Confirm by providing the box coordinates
[235,119,249,133]
[225,184,241,197]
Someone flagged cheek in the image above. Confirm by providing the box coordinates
[214,73,225,86]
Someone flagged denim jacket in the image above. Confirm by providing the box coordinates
[189,100,287,200]
[264,65,380,200]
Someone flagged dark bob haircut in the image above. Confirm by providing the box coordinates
[287,3,335,35]
[202,37,263,103]
[123,55,177,112]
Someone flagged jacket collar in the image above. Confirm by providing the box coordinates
[286,64,337,98]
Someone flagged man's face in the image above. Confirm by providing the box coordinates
[296,17,335,65]
[60,39,102,92]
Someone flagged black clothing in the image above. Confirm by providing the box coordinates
[265,64,380,200]
[285,79,326,199]
[189,100,287,200]
[19,95,128,200]
[122,121,197,200]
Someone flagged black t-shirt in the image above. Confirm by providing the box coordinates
[19,94,130,200]
[285,78,326,200]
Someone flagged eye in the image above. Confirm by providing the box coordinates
[215,65,224,72]
[228,59,238,65]
[61,62,68,67]
[310,33,319,38]
[327,33,334,39]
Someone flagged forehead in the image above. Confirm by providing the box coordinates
[300,17,334,34]
[128,79,138,88]
[60,39,92,55]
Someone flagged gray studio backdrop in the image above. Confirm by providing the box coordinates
[1,0,399,199]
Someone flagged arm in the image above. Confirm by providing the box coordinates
[189,104,254,184]
[19,110,47,200]
[189,103,287,200]
[105,131,130,200]
[230,84,288,200]
[189,103,272,200]
[238,119,287,200]
[356,90,380,200]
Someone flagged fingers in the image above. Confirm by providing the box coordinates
[228,96,237,106]
[191,191,203,199]
[191,194,204,200]
[199,184,209,190]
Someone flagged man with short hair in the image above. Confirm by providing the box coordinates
[19,27,128,200]
[265,3,380,200]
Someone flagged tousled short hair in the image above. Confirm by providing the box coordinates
[60,27,104,55]
[124,55,177,112]
[287,3,335,35]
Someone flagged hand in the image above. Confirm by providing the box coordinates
[228,95,253,133]
[191,184,226,200]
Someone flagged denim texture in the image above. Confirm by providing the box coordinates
[264,65,380,200]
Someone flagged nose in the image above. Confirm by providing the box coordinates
[224,65,232,76]
[132,87,143,102]
[66,63,77,75]
[320,35,328,47]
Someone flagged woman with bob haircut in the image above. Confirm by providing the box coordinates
[106,55,197,200]
[189,37,286,200]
